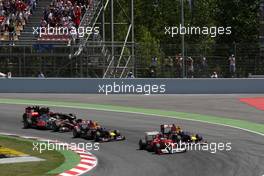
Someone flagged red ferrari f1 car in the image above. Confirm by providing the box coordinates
[139,124,207,154]
[139,131,186,154]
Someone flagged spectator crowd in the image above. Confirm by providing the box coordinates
[0,0,36,43]
[150,54,236,78]
[39,0,94,43]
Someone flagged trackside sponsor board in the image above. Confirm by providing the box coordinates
[0,78,264,94]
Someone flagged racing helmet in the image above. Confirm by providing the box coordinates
[176,126,182,133]
[68,114,76,120]
[191,135,197,141]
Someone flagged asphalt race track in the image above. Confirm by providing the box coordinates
[0,94,263,176]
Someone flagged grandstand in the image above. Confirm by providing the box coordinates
[0,0,263,78]
[260,0,264,55]
[0,0,135,78]
[0,0,33,42]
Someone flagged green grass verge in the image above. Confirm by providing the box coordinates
[0,135,79,176]
[48,150,80,174]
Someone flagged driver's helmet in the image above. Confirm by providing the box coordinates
[191,135,197,141]
[90,121,97,128]
[110,131,116,137]
[68,114,76,120]
[176,126,182,133]
[94,121,100,128]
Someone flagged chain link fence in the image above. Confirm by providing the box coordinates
[0,43,133,78]
[135,43,264,78]
[0,42,263,78]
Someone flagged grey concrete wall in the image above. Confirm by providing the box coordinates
[0,78,263,94]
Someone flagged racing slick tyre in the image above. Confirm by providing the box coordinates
[73,128,80,138]
[171,134,182,143]
[94,131,101,142]
[86,130,95,140]
[52,123,60,132]
[23,114,30,129]
[195,134,203,143]
[154,144,161,154]
[139,139,146,150]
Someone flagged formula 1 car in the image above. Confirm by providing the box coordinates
[176,131,206,144]
[51,113,77,132]
[160,124,207,144]
[139,131,186,154]
[72,119,101,139]
[22,106,54,129]
[94,128,126,142]
[139,131,160,151]
[73,120,125,142]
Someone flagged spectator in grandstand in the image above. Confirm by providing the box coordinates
[29,0,37,13]
[73,5,81,28]
[175,53,183,78]
[88,0,94,9]
[211,71,218,78]
[7,71,12,78]
[8,20,15,45]
[40,0,90,43]
[199,56,208,78]
[23,7,31,23]
[127,71,135,78]
[16,1,27,12]
[168,57,173,68]
[38,72,45,78]
[187,57,194,78]
[164,56,174,77]
[0,13,5,36]
[150,68,156,78]
[149,56,158,77]
[40,17,47,27]
[0,0,35,42]
[151,56,158,68]
[229,54,236,77]
[0,3,4,16]
[201,57,207,69]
